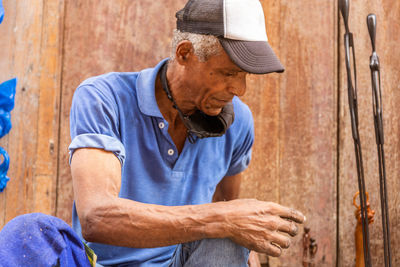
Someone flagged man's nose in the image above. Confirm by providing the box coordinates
[229,77,247,97]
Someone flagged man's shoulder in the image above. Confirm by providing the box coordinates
[71,72,144,111]
[74,58,168,99]
[78,72,139,94]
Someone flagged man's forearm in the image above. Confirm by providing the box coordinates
[84,174,243,248]
[81,196,305,256]
[81,197,227,248]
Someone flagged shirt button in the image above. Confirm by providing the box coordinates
[168,149,174,156]
[159,122,165,129]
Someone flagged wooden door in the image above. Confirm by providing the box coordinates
[0,0,399,266]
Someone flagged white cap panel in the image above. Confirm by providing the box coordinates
[223,0,268,41]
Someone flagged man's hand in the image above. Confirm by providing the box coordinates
[221,199,305,257]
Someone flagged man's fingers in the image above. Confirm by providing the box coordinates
[265,242,282,257]
[283,208,306,224]
[277,219,299,237]
[269,232,291,249]
[268,203,305,224]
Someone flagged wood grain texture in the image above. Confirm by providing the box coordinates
[338,0,400,266]
[33,0,64,216]
[0,0,17,228]
[0,0,64,227]
[381,2,400,265]
[277,1,338,266]
[3,0,43,225]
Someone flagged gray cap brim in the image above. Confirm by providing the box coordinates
[219,38,285,74]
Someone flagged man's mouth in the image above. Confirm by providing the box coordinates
[202,97,232,115]
[212,97,232,105]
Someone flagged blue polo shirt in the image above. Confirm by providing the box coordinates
[69,59,254,266]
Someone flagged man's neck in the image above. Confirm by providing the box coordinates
[155,63,189,153]
[155,70,178,124]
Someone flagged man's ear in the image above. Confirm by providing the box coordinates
[175,40,195,64]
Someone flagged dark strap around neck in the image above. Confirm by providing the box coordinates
[160,62,197,143]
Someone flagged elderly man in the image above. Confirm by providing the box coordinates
[0,0,305,266]
[69,0,305,266]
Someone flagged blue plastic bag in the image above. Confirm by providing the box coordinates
[0,78,16,138]
[0,78,16,112]
[0,147,10,192]
[0,78,16,192]
[0,5,15,192]
[0,0,4,24]
[0,110,11,138]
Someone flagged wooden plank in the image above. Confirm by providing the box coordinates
[381,2,400,265]
[0,0,17,228]
[338,0,400,265]
[57,0,187,224]
[33,175,53,214]
[33,0,64,215]
[276,0,338,266]
[3,0,43,225]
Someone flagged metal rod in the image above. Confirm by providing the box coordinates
[367,13,392,267]
[339,0,372,265]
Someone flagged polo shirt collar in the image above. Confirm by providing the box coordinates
[136,58,169,118]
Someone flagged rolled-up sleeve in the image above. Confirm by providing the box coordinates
[69,84,125,165]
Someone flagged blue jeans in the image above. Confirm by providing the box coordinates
[168,238,250,267]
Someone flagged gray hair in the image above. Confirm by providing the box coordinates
[170,29,222,62]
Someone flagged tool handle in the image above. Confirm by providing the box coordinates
[339,0,350,29]
[367,14,377,52]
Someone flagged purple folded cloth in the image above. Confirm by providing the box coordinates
[0,213,91,267]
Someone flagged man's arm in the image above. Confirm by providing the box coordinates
[212,173,242,202]
[71,148,304,256]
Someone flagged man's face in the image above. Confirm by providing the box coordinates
[183,48,247,116]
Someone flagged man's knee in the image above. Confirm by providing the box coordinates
[197,238,248,254]
[179,238,250,267]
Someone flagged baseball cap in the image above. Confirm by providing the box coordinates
[176,0,284,74]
